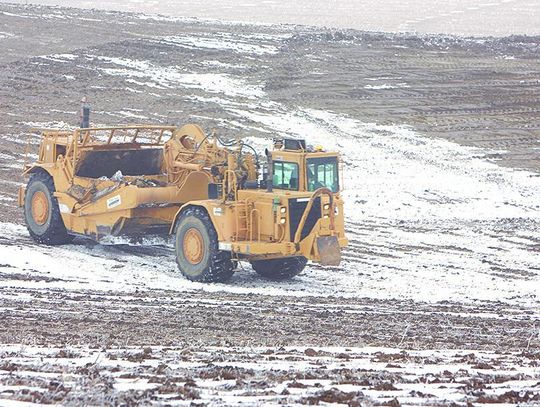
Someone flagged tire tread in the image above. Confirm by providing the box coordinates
[251,256,307,281]
[24,171,72,245]
[175,207,234,283]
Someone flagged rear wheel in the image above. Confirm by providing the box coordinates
[251,256,307,281]
[24,171,72,245]
[174,207,234,283]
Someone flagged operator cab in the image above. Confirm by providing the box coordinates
[270,138,340,193]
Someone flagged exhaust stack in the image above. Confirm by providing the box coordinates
[80,97,90,128]
[265,148,273,192]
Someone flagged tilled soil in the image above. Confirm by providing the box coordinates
[1,344,539,406]
[1,285,539,351]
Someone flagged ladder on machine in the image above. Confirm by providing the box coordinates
[235,200,250,241]
[234,199,261,242]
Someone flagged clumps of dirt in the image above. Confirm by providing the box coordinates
[409,390,435,398]
[239,389,278,397]
[1,346,538,405]
[288,381,308,389]
[199,365,255,381]
[455,353,479,363]
[0,272,67,283]
[0,362,19,373]
[157,380,200,400]
[7,380,71,404]
[53,349,79,359]
[372,382,399,391]
[303,347,349,359]
[476,390,540,404]
[371,352,409,363]
[380,398,401,407]
[298,387,365,405]
[120,347,156,362]
[519,351,540,363]
[385,363,402,368]
[471,362,495,370]
[372,351,443,365]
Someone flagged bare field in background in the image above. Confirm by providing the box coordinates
[4,0,540,36]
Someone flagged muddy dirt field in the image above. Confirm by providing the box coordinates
[0,4,539,406]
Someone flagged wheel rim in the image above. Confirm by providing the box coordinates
[183,228,205,265]
[31,191,49,225]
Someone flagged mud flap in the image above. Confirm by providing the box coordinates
[316,236,341,266]
[18,186,26,207]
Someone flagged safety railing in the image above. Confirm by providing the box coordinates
[222,169,238,202]
[293,187,335,244]
[75,125,177,148]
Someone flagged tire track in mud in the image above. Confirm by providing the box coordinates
[1,286,538,350]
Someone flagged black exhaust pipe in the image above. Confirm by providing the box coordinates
[265,148,273,192]
[80,97,90,128]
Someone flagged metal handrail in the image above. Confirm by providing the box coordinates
[249,207,261,242]
[41,125,177,148]
[222,170,237,202]
[293,187,335,244]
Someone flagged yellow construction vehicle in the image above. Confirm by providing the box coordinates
[19,123,348,282]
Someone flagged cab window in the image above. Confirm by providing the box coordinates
[307,156,339,192]
[273,161,299,190]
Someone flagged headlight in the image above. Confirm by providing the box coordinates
[280,207,287,214]
[334,207,339,215]
[280,218,286,224]
[323,203,331,210]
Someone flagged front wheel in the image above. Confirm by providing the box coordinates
[174,207,234,283]
[24,171,72,245]
[251,256,307,281]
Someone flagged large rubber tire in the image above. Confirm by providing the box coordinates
[24,171,73,245]
[251,256,308,281]
[174,206,234,283]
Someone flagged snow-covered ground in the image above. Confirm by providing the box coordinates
[1,107,539,305]
[2,47,540,306]
[1,344,538,406]
[2,29,540,306]
[1,6,539,406]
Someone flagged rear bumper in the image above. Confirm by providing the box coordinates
[221,236,348,263]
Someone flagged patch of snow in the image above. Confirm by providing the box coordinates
[364,83,409,89]
[19,120,74,130]
[157,34,278,55]
[91,55,265,99]
[115,110,149,120]
[0,11,31,19]
[38,53,78,63]
[0,31,15,39]
[201,60,249,69]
